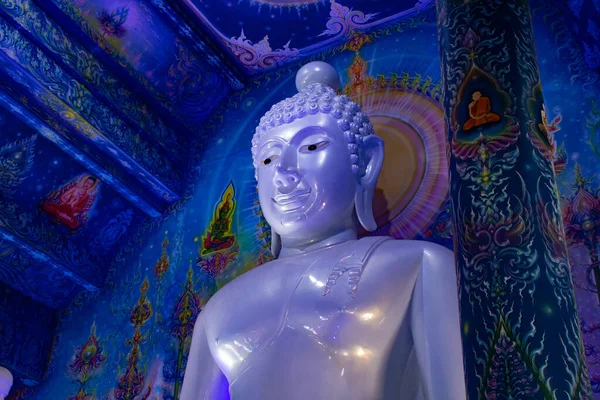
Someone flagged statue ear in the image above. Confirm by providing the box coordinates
[355,135,384,232]
[270,229,281,259]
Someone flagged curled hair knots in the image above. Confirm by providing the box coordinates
[252,81,375,180]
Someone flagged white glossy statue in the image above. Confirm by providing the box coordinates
[0,366,13,400]
[181,61,466,400]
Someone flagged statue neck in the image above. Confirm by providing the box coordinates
[278,228,358,258]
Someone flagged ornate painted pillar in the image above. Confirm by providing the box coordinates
[436,1,592,398]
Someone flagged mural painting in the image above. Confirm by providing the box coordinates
[17,2,600,399]
[45,0,233,127]
[182,0,435,73]
[27,13,456,399]
[197,182,240,296]
[0,101,143,308]
[39,174,101,234]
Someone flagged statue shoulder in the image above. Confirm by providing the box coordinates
[379,239,458,288]
[374,238,454,261]
[367,238,455,278]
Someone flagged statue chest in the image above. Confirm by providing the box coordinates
[204,238,422,386]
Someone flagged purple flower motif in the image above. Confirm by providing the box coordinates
[97,8,129,38]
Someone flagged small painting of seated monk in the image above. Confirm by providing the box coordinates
[462,91,501,131]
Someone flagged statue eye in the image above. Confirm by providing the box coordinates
[300,141,329,153]
[260,154,279,166]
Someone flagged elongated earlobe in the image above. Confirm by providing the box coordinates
[355,135,385,232]
[271,229,281,259]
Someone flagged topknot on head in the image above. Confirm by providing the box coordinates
[295,61,341,92]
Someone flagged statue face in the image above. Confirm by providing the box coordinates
[256,113,357,244]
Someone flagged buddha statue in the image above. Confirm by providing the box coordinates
[181,62,466,400]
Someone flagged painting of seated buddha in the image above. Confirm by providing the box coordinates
[39,174,100,233]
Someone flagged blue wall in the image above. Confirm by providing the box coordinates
[24,5,600,399]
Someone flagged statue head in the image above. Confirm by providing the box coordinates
[472,91,482,101]
[252,61,384,256]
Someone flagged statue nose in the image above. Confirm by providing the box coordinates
[274,168,300,193]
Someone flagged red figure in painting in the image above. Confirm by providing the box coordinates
[462,91,501,131]
[40,174,100,233]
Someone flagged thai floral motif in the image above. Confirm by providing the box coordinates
[45,0,233,130]
[130,279,152,327]
[97,8,129,38]
[462,29,480,59]
[0,241,75,307]
[456,141,538,294]
[197,243,239,278]
[553,144,567,176]
[0,18,182,189]
[319,0,378,38]
[153,237,170,281]
[0,134,36,196]
[0,284,56,385]
[254,193,273,262]
[224,30,299,72]
[165,265,203,399]
[0,0,187,155]
[167,39,229,123]
[438,0,591,397]
[344,54,369,95]
[588,99,600,156]
[67,388,95,400]
[68,322,107,383]
[91,210,133,255]
[563,164,600,256]
[112,279,154,400]
[419,196,453,247]
[483,320,541,399]
[344,33,371,53]
[533,151,575,305]
[563,164,600,303]
[113,330,149,400]
[342,68,442,102]
[170,268,202,343]
[0,192,104,295]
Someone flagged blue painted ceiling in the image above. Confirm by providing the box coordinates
[0,0,445,313]
[179,0,435,72]
[0,0,597,327]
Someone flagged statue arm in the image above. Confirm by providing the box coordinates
[181,314,228,400]
[410,243,466,400]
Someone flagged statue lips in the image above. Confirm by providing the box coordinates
[272,189,311,212]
